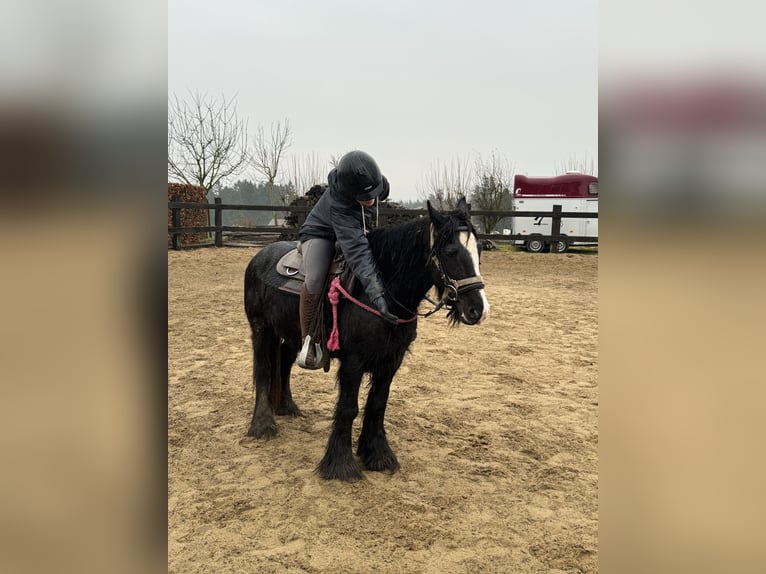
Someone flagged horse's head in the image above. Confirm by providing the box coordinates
[427,197,490,325]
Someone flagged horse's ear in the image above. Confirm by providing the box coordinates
[457,196,469,215]
[427,200,446,227]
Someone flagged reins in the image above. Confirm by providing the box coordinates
[328,277,417,324]
[388,290,446,319]
[326,276,417,352]
[326,221,485,352]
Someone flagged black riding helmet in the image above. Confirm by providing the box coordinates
[336,150,390,202]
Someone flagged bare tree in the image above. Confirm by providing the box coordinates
[285,152,328,197]
[252,119,293,224]
[471,151,514,233]
[167,92,250,193]
[555,153,597,175]
[416,156,473,210]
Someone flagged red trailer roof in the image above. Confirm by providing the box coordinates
[514,174,598,198]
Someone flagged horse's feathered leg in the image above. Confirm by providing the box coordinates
[274,344,302,417]
[246,323,278,438]
[268,341,283,411]
[316,358,364,481]
[357,351,404,473]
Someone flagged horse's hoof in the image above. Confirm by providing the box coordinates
[315,457,364,482]
[361,454,399,473]
[247,418,277,439]
[274,401,303,417]
[358,445,400,473]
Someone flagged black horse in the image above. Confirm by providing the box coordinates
[243,197,490,481]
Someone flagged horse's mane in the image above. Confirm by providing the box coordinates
[364,208,475,318]
[366,206,476,322]
[366,217,431,281]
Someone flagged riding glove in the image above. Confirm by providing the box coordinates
[372,295,400,325]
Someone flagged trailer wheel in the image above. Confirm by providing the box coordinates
[526,237,546,253]
[553,239,569,253]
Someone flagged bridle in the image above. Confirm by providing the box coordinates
[388,224,485,318]
[431,262,484,305]
[429,230,485,308]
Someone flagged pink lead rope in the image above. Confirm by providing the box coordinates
[326,276,417,352]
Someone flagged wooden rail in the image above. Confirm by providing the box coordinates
[168,199,598,250]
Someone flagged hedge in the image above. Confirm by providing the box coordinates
[168,183,209,246]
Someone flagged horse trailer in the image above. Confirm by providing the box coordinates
[510,173,598,253]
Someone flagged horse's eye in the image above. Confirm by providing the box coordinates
[443,244,459,256]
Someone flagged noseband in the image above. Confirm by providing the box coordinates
[430,251,484,307]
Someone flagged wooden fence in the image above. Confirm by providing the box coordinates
[168,198,598,251]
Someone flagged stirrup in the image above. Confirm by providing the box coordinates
[297,335,324,370]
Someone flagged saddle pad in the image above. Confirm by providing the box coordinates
[278,278,304,296]
[257,241,302,293]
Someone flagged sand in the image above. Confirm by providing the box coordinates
[168,246,598,573]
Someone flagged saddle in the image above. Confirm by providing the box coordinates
[275,244,352,372]
[275,244,348,295]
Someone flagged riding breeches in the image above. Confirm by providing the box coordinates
[299,238,335,294]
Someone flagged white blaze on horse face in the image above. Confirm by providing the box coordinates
[460,231,490,322]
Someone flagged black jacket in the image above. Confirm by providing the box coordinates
[299,169,389,301]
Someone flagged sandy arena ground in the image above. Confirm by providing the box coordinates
[168,245,598,573]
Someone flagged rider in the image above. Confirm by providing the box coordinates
[297,150,400,369]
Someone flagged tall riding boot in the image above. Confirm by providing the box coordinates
[297,285,324,370]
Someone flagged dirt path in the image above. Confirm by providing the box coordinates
[168,246,598,573]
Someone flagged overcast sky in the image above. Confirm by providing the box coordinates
[169,0,597,200]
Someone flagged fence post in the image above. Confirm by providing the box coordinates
[296,198,308,229]
[214,197,223,247]
[550,204,562,253]
[172,206,181,251]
